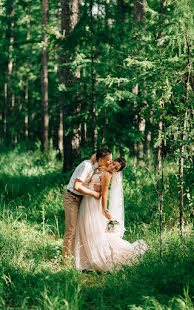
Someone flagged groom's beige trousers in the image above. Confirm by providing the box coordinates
[62,191,82,259]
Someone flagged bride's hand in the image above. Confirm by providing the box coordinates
[104,210,112,220]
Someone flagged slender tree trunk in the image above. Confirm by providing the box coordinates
[58,104,63,156]
[4,0,14,146]
[160,0,166,15]
[25,80,29,143]
[56,54,63,157]
[0,111,2,145]
[90,0,97,149]
[41,0,49,151]
[179,20,191,235]
[134,0,146,22]
[80,81,87,150]
[146,113,153,168]
[25,13,30,147]
[179,108,188,236]
[101,108,106,145]
[132,83,138,168]
[146,92,154,167]
[54,52,63,156]
[159,140,164,258]
[11,64,16,145]
[118,0,125,20]
[10,9,15,145]
[156,112,164,258]
[4,82,8,142]
[138,118,145,165]
[54,3,63,155]
[134,0,146,165]
[60,0,79,172]
[105,0,110,35]
[157,116,163,170]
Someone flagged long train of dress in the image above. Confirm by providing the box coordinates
[74,172,147,271]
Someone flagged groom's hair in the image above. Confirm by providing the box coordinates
[115,157,126,171]
[96,148,112,161]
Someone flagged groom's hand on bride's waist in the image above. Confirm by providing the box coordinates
[93,184,102,199]
[92,191,101,199]
[93,184,101,193]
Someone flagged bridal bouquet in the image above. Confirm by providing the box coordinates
[107,219,120,233]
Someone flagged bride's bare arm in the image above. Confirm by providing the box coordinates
[100,172,112,218]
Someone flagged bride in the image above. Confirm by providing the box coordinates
[73,158,147,271]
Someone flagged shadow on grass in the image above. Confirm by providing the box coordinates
[0,171,69,237]
[0,239,193,309]
[0,171,66,201]
[0,261,81,309]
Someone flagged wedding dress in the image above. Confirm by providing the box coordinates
[74,171,147,271]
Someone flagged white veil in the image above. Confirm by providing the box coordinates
[108,171,125,238]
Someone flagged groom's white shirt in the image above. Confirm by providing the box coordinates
[67,160,97,196]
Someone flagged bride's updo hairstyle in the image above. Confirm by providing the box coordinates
[96,147,112,161]
[114,157,126,171]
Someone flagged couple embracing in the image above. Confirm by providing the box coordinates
[62,148,147,271]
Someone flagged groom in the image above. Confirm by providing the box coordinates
[62,148,112,261]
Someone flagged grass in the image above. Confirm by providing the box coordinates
[0,147,193,309]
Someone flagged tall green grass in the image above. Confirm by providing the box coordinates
[0,148,193,309]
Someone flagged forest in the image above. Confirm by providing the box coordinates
[0,0,193,309]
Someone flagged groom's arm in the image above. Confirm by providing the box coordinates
[74,179,101,199]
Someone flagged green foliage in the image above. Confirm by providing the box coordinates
[0,0,193,172]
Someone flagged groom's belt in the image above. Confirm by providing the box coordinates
[67,189,82,199]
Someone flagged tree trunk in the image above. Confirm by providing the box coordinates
[60,0,80,171]
[156,114,164,258]
[25,80,29,144]
[132,83,138,168]
[80,81,87,150]
[4,82,8,143]
[134,0,146,165]
[105,0,110,35]
[54,3,63,155]
[179,19,191,235]
[146,129,151,168]
[160,0,166,15]
[4,0,14,146]
[118,0,125,20]
[146,111,153,168]
[56,53,63,157]
[138,118,145,165]
[90,0,97,149]
[159,140,164,258]
[134,0,146,22]
[157,116,163,170]
[41,0,49,152]
[25,13,30,147]
[101,108,106,145]
[179,109,188,236]
[58,104,63,156]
